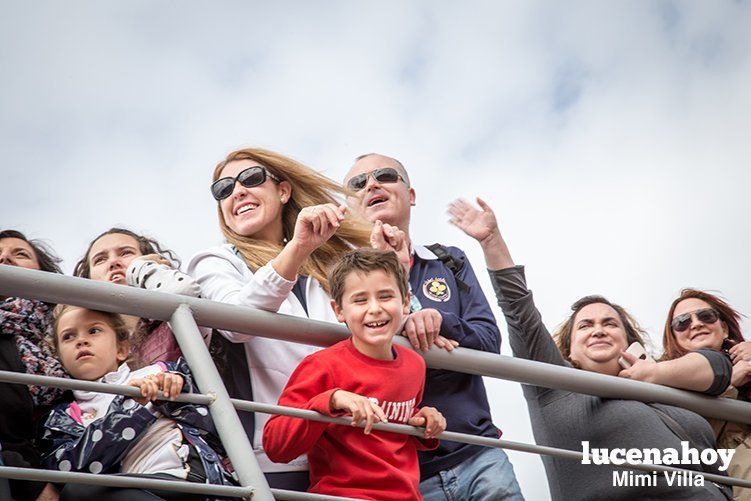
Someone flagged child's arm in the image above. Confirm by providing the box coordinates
[148,359,219,434]
[42,399,157,474]
[407,406,445,450]
[262,357,341,464]
[329,390,387,435]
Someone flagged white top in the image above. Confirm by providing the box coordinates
[188,244,338,473]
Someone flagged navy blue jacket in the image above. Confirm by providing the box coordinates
[410,245,502,479]
[41,359,233,488]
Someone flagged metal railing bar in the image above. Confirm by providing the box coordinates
[169,304,274,500]
[1,369,748,490]
[0,370,212,405]
[2,265,750,426]
[269,489,362,501]
[0,465,253,497]
[236,400,751,489]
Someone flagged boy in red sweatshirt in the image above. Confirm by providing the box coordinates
[263,248,446,500]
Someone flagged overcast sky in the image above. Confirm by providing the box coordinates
[3,1,751,498]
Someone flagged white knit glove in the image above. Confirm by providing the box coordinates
[126,258,201,297]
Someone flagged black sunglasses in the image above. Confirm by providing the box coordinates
[346,167,405,192]
[671,308,720,333]
[211,166,281,201]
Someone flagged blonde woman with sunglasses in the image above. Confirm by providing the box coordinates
[187,148,372,491]
[662,290,751,500]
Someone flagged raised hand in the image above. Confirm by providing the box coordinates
[370,220,410,272]
[291,203,347,254]
[447,197,499,244]
[448,197,515,270]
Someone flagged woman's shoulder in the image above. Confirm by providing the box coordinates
[189,243,236,261]
[187,244,245,272]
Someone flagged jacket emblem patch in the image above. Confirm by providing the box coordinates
[422,277,450,302]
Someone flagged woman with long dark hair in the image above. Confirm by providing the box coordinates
[1,230,67,501]
[662,289,751,500]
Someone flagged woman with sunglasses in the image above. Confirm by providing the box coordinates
[73,228,208,367]
[187,147,372,491]
[448,199,733,500]
[1,230,66,501]
[662,289,751,500]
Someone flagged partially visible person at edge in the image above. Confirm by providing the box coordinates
[449,197,733,500]
[187,147,375,491]
[73,228,209,366]
[0,230,66,501]
[662,289,751,500]
[343,154,524,501]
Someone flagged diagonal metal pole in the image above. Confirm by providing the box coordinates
[169,304,274,501]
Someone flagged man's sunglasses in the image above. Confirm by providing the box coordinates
[671,308,720,333]
[346,167,405,192]
[211,166,281,201]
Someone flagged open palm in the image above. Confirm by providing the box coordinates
[448,198,498,242]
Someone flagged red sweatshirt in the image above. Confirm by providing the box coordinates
[263,338,438,500]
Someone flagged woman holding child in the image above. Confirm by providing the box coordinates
[662,289,751,500]
[447,199,733,500]
[187,147,372,489]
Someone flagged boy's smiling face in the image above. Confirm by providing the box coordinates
[331,269,410,360]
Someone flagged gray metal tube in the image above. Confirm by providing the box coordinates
[2,265,751,424]
[0,370,212,405]
[169,304,275,500]
[270,489,362,501]
[236,400,751,489]
[0,465,252,497]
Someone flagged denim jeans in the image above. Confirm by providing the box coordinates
[420,447,524,501]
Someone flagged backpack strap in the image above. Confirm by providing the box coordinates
[426,244,471,293]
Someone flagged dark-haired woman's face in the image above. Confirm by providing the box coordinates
[88,233,142,284]
[569,303,628,375]
[672,298,727,352]
[0,238,41,271]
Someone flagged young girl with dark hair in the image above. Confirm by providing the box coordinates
[43,305,234,501]
[0,230,66,501]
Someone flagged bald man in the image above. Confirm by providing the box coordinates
[344,154,523,500]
